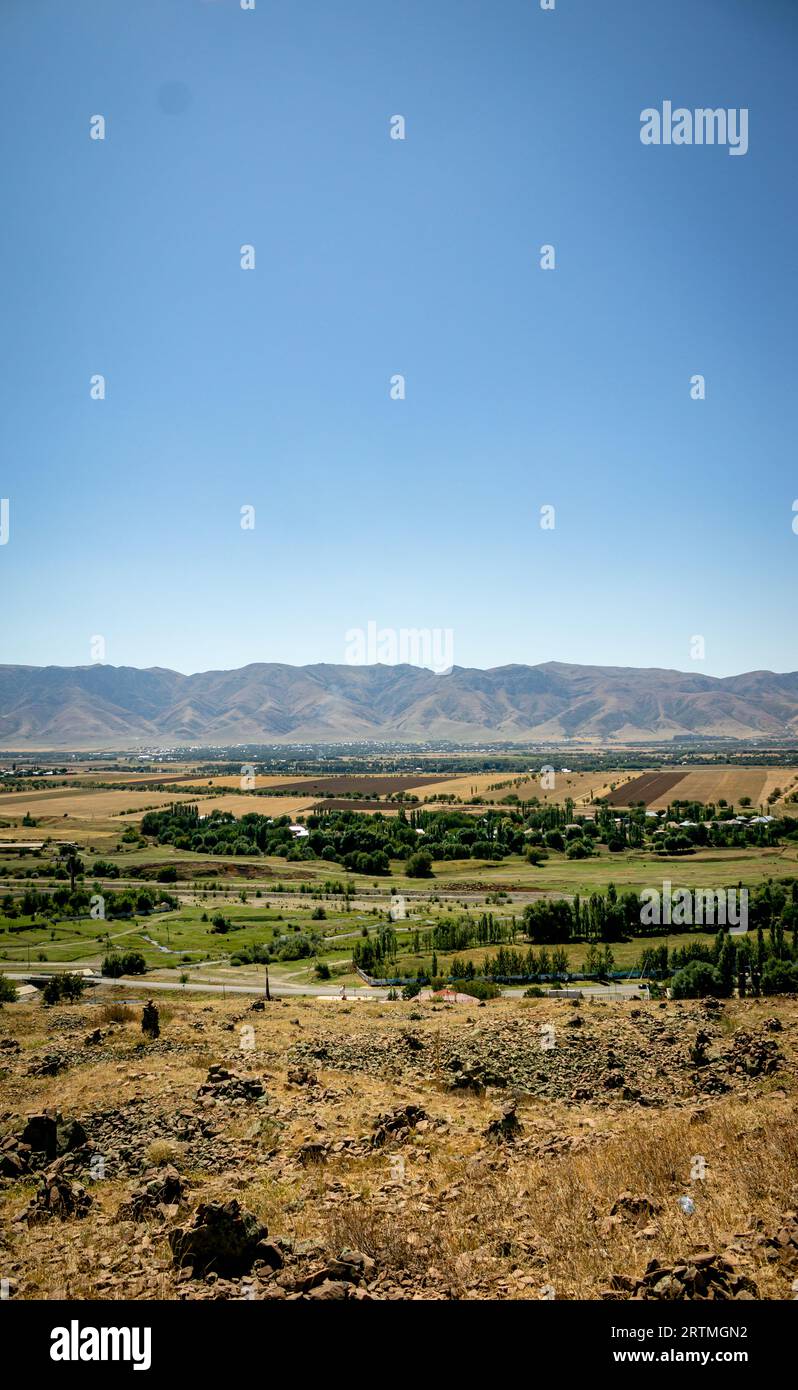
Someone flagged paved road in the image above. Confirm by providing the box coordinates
[4,969,388,1001]
[5,969,647,1003]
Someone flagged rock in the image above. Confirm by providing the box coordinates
[142,1002,160,1039]
[688,1031,712,1067]
[20,1111,87,1160]
[297,1140,328,1166]
[84,1029,105,1047]
[27,1053,68,1077]
[19,1160,92,1224]
[254,1241,284,1270]
[117,1165,186,1222]
[603,1070,625,1090]
[729,1030,782,1078]
[168,1199,269,1277]
[371,1105,427,1148]
[198,1066,265,1103]
[610,1192,660,1220]
[287,1067,317,1086]
[628,1253,758,1300]
[484,1103,523,1144]
[293,1250,375,1294]
[305,1279,349,1300]
[0,1134,29,1177]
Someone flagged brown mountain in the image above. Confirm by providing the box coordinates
[2,661,798,749]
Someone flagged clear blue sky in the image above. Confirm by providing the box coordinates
[1,0,796,677]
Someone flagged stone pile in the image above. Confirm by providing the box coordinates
[17,1158,93,1225]
[116,1165,186,1223]
[605,1253,758,1300]
[168,1199,281,1277]
[197,1065,265,1103]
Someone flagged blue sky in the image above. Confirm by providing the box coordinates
[1,0,796,678]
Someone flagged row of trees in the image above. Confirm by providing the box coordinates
[0,884,178,923]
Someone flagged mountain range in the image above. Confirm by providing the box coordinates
[2,661,798,748]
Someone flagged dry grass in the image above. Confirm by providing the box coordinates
[2,993,798,1300]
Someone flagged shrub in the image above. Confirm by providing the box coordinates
[0,972,17,1004]
[670,960,724,999]
[761,958,798,995]
[101,951,147,978]
[99,1000,134,1024]
[566,840,590,859]
[452,978,501,1000]
[42,972,85,1005]
[406,851,433,879]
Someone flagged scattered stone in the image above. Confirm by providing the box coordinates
[18,1160,93,1224]
[168,1199,270,1277]
[116,1165,186,1222]
[625,1253,758,1300]
[198,1065,265,1102]
[371,1105,427,1147]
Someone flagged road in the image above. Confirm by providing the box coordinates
[3,969,389,1001]
[4,969,647,1003]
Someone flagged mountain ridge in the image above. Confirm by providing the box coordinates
[1,660,798,748]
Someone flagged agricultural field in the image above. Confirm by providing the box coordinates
[405,769,640,806]
[605,766,798,809]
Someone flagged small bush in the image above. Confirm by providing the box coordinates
[0,972,17,1004]
[42,972,85,1005]
[99,1000,134,1024]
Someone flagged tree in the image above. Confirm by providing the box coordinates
[42,972,85,1005]
[671,960,723,999]
[58,843,84,892]
[406,851,433,878]
[0,973,17,1004]
[717,934,737,996]
[761,958,798,995]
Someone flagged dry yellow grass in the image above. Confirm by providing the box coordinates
[0,787,196,820]
[1,992,797,1301]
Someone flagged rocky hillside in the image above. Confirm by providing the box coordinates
[1,992,797,1301]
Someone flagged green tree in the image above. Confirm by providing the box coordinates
[0,972,18,1004]
[406,851,433,879]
